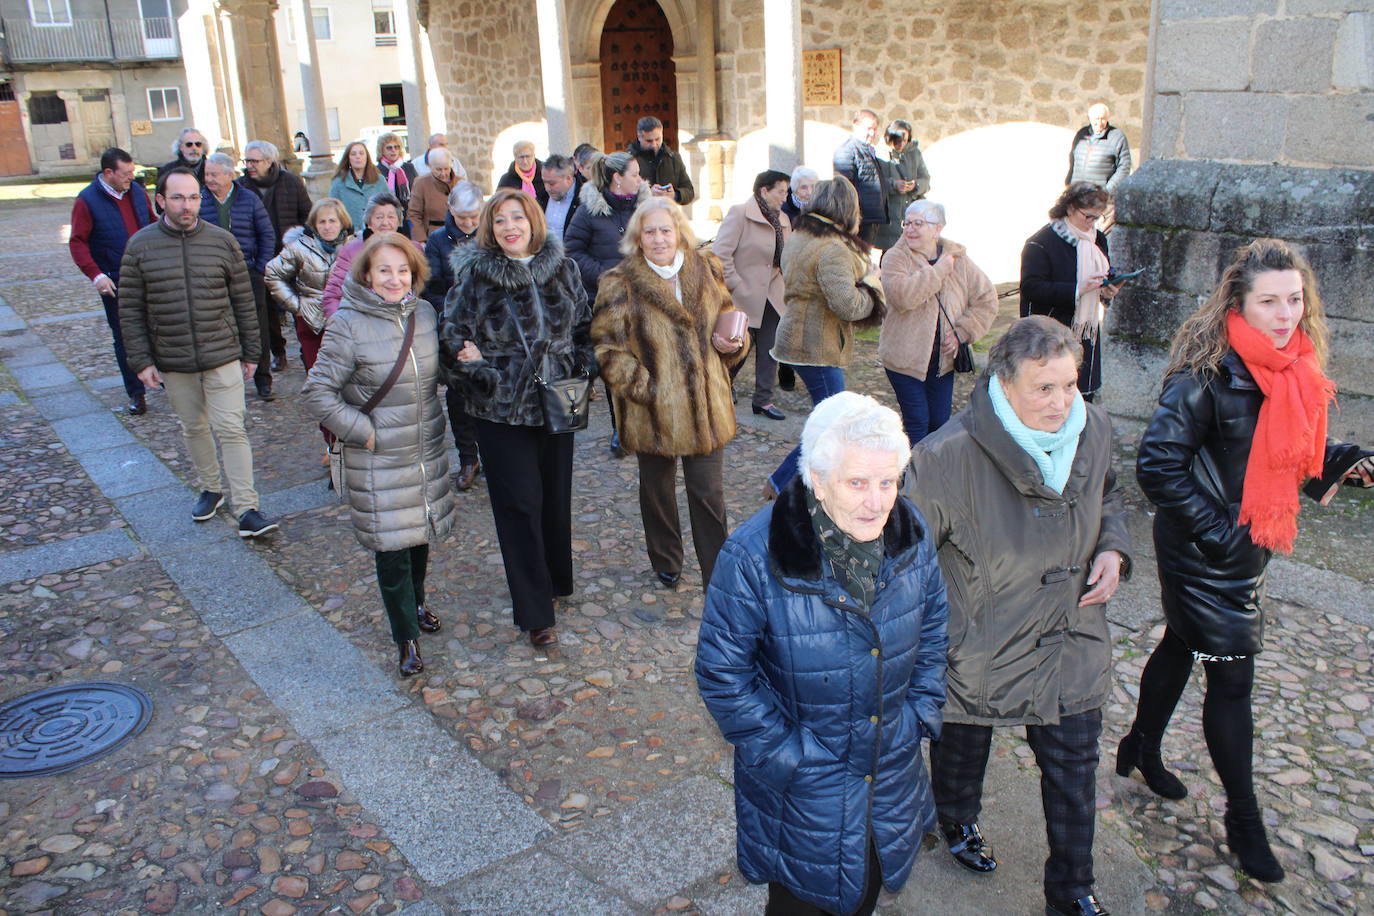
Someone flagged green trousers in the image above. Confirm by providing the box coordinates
[374,544,428,643]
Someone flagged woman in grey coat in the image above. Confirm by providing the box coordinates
[302,233,456,677]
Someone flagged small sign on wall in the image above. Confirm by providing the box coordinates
[803,49,842,106]
[130,120,153,136]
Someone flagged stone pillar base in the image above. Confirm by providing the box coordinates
[1106,158,1374,443]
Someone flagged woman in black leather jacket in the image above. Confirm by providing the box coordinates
[1121,239,1372,884]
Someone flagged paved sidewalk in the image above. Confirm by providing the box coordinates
[2,196,1372,915]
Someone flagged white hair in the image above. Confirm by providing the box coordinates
[447,181,483,213]
[204,152,236,174]
[244,139,279,163]
[799,392,910,490]
[171,127,204,157]
[428,147,451,170]
[790,165,819,185]
[428,133,447,147]
[905,199,946,224]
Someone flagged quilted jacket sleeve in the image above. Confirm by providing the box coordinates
[300,314,373,445]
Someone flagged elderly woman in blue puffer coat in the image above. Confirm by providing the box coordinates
[695,392,948,916]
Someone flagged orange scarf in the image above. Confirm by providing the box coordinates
[1226,311,1335,553]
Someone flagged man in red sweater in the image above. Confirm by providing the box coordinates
[69,148,156,414]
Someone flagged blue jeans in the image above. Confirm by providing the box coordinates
[886,366,954,446]
[767,365,846,494]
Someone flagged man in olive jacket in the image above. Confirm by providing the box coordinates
[119,169,278,538]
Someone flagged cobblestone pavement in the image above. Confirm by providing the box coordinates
[1,196,1371,915]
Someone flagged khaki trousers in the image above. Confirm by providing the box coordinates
[162,361,259,516]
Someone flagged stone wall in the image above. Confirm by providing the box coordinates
[719,0,1150,150]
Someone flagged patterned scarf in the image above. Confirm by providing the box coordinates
[380,156,409,195]
[806,488,882,611]
[755,193,785,269]
[1226,311,1335,553]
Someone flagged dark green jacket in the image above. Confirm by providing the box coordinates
[118,219,259,374]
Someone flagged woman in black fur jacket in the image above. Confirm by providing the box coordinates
[440,188,596,649]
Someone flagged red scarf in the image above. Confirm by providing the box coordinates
[1226,311,1335,553]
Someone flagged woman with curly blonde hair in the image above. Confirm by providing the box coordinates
[1124,239,1370,884]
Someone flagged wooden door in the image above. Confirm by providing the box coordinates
[598,0,677,155]
[0,85,32,177]
[79,90,116,159]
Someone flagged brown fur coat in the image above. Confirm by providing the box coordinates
[591,249,747,457]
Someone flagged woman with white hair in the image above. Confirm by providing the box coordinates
[496,140,548,208]
[782,165,818,223]
[880,199,998,445]
[697,390,948,916]
[406,147,457,243]
[904,316,1130,916]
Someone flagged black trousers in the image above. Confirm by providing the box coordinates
[474,419,574,631]
[728,302,781,409]
[443,385,480,467]
[635,449,727,585]
[931,709,1102,901]
[249,271,274,386]
[765,841,882,916]
[101,293,144,398]
[374,544,427,643]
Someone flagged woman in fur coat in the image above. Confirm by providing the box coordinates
[440,189,595,649]
[592,198,747,589]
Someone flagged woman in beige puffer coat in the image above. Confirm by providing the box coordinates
[302,233,455,678]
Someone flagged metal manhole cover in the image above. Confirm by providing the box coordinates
[0,682,152,778]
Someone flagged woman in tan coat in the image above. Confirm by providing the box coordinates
[766,176,884,495]
[406,148,456,243]
[880,199,998,444]
[712,169,791,420]
[592,198,747,588]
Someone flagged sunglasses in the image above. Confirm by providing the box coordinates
[183,141,204,148]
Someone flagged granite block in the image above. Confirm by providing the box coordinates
[437,851,631,915]
[0,528,141,585]
[78,443,179,498]
[10,362,77,392]
[29,390,104,421]
[159,544,308,636]
[50,411,137,454]
[115,486,240,554]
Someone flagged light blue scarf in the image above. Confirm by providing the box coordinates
[987,375,1086,493]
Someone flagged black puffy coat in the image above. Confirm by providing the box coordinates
[421,213,475,313]
[563,181,644,297]
[1136,352,1360,656]
[1020,222,1110,396]
[833,137,887,225]
[439,237,595,427]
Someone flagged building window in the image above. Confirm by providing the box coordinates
[373,5,396,47]
[147,87,183,122]
[29,0,72,26]
[286,6,332,42]
[28,92,67,125]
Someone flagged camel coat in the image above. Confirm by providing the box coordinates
[712,197,791,328]
[772,228,882,369]
[879,239,999,380]
[591,250,748,457]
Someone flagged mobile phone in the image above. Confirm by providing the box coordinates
[1102,267,1145,287]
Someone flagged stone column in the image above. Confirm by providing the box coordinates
[285,0,334,176]
[534,0,577,154]
[695,0,719,138]
[763,0,802,172]
[394,0,430,153]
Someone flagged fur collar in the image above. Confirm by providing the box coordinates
[579,180,650,218]
[451,235,567,289]
[605,249,715,326]
[767,476,923,581]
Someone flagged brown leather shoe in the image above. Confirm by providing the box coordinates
[454,461,481,491]
[529,627,558,647]
[416,606,441,633]
[397,639,424,677]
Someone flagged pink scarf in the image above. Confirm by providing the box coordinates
[1060,218,1110,337]
[380,155,409,194]
[515,162,537,199]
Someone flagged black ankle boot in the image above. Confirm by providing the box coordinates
[397,640,424,677]
[1224,796,1284,882]
[1115,728,1187,800]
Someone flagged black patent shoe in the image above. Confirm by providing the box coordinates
[940,821,997,874]
[752,404,786,420]
[416,606,441,633]
[397,639,423,677]
[656,571,680,589]
[1045,893,1109,916]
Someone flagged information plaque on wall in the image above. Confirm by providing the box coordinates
[803,49,842,106]
[130,120,153,136]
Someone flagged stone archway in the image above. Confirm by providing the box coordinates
[598,0,677,154]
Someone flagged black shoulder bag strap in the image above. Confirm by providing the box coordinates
[359,310,417,415]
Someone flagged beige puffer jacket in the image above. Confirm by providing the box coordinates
[771,227,882,369]
[301,280,455,552]
[265,227,350,333]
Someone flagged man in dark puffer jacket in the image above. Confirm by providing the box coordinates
[119,169,278,538]
[833,109,887,245]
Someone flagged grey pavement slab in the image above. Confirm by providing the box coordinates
[220,610,409,740]
[50,410,137,454]
[0,315,24,332]
[0,302,13,317]
[314,707,551,886]
[77,442,179,497]
[87,373,126,391]
[29,389,105,421]
[400,904,446,916]
[0,391,19,407]
[0,344,57,368]
[115,486,240,555]
[29,308,105,325]
[0,527,141,585]
[692,878,768,916]
[262,478,335,517]
[550,774,737,908]
[437,850,635,916]
[9,361,77,391]
[159,542,309,635]
[1269,557,1374,628]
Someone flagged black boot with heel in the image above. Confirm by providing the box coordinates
[1224,795,1284,882]
[1115,728,1187,800]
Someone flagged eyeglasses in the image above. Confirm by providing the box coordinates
[901,219,940,229]
[162,194,197,204]
[1080,212,1103,221]
[243,157,265,165]
[183,140,203,148]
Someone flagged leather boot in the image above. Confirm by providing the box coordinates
[397,640,424,677]
[416,606,441,633]
[1224,796,1284,882]
[1115,728,1187,799]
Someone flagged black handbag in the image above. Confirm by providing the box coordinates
[505,296,591,434]
[936,294,975,373]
